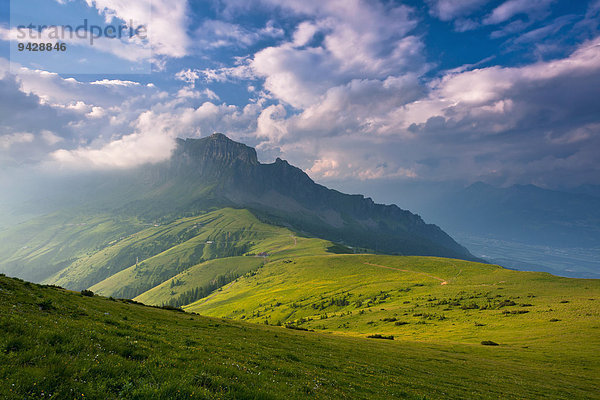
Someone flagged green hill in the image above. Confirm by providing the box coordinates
[2,273,599,399]
[88,208,336,299]
[133,256,266,306]
[186,254,600,358]
[0,212,144,283]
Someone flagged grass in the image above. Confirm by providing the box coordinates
[186,254,600,361]
[0,212,144,283]
[1,274,599,399]
[133,256,266,306]
[88,208,334,299]
[2,207,600,398]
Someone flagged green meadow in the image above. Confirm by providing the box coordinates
[187,254,600,366]
[2,273,599,400]
[1,207,599,399]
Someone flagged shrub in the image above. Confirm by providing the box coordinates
[367,334,394,340]
[502,310,529,315]
[496,300,517,308]
[461,302,479,310]
[481,341,499,346]
[549,318,561,322]
[37,299,54,311]
[285,325,311,331]
[159,305,185,313]
[394,321,409,326]
[81,289,94,297]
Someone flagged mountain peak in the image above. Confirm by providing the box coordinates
[208,132,230,141]
[175,134,258,167]
[163,133,475,261]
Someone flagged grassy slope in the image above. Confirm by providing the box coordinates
[0,213,144,283]
[133,256,266,306]
[49,209,264,292]
[186,255,600,363]
[89,208,334,299]
[1,274,598,400]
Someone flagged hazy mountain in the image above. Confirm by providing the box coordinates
[138,133,476,261]
[0,133,477,287]
[422,182,600,249]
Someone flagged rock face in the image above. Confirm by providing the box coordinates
[148,133,476,261]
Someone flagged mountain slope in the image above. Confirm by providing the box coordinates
[133,256,266,306]
[87,208,336,299]
[0,213,144,283]
[152,134,476,261]
[2,274,599,399]
[186,254,600,356]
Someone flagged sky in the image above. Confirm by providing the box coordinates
[0,0,600,190]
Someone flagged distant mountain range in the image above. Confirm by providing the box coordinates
[422,181,600,249]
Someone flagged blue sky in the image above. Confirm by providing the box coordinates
[0,0,599,189]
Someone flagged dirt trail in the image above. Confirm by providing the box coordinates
[363,262,448,285]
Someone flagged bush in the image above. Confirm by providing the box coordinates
[81,289,94,297]
[496,300,517,308]
[394,321,409,326]
[159,305,185,313]
[367,334,394,340]
[481,340,499,346]
[285,325,311,331]
[37,299,54,311]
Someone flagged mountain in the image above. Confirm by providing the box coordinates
[138,133,476,261]
[0,133,475,295]
[421,182,600,248]
[568,184,600,199]
[400,182,600,278]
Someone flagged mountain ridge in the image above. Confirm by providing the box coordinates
[156,133,477,261]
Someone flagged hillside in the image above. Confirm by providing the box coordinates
[0,213,145,283]
[86,208,337,299]
[1,273,599,399]
[187,254,600,357]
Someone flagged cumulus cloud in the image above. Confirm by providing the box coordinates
[0,133,35,149]
[236,0,425,113]
[1,0,599,187]
[83,0,190,58]
[193,20,284,49]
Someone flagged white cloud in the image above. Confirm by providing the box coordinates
[0,133,34,149]
[247,1,424,110]
[52,129,176,169]
[83,0,190,57]
[427,0,490,21]
[307,158,340,178]
[90,79,142,87]
[483,0,555,25]
[41,130,64,145]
